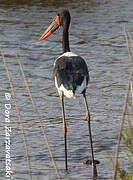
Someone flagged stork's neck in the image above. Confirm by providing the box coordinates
[62,27,70,53]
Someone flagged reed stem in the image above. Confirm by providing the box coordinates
[1,49,32,180]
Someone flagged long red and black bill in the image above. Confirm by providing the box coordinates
[38,15,60,41]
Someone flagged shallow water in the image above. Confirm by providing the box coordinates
[0,0,132,179]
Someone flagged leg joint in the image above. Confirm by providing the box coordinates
[63,125,67,135]
[86,110,90,121]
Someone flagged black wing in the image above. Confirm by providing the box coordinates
[52,55,89,93]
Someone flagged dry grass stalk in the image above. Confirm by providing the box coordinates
[128,32,133,66]
[17,55,62,180]
[130,77,133,101]
[124,25,133,67]
[113,73,131,180]
[1,49,32,180]
[113,25,133,180]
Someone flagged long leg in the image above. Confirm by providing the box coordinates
[59,90,68,171]
[83,91,97,179]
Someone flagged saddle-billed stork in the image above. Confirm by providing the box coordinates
[39,9,98,178]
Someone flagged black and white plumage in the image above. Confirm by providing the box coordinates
[39,9,98,177]
[53,52,89,98]
[39,9,89,98]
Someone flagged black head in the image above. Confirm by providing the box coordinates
[39,9,71,41]
[57,9,71,29]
